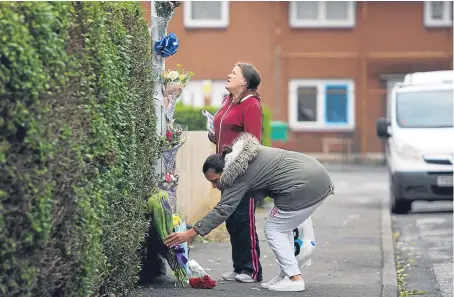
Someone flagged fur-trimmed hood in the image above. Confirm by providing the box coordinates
[220,133,261,187]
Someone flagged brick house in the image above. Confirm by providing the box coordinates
[141,1,453,159]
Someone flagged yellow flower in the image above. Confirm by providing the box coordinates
[173,214,181,228]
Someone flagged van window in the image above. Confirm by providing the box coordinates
[396,89,453,128]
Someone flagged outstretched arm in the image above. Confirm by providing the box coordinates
[165,181,249,246]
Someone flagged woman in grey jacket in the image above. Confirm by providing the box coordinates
[165,133,334,292]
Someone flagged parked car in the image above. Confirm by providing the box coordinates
[376,70,453,214]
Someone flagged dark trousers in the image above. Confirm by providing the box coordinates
[225,194,262,281]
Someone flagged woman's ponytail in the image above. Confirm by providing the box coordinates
[203,146,232,174]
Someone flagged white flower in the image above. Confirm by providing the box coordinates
[167,70,179,81]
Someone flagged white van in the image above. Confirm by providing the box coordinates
[376,70,453,214]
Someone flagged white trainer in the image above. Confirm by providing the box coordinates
[235,273,257,283]
[261,274,285,289]
[267,277,306,292]
[222,271,238,281]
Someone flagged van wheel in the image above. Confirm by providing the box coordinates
[390,177,412,214]
[391,198,412,214]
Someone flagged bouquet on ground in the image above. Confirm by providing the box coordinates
[147,190,188,287]
[162,64,194,120]
[188,260,217,289]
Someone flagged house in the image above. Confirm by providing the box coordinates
[141,1,453,161]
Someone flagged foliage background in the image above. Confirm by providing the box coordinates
[0,2,160,296]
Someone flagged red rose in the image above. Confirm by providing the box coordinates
[189,276,216,289]
[166,131,173,141]
[164,173,172,182]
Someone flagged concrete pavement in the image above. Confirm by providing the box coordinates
[393,201,453,297]
[133,167,396,297]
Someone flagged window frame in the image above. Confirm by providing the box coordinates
[184,0,230,29]
[423,1,453,28]
[289,1,356,28]
[288,79,355,131]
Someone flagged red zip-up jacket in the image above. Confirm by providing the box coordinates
[213,94,263,154]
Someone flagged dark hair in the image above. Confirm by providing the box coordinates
[232,62,262,104]
[237,63,261,90]
[202,146,233,174]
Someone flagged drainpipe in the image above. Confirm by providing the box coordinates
[274,45,281,119]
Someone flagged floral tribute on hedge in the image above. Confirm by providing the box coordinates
[159,121,187,211]
[162,64,194,121]
[147,0,214,289]
[147,191,188,286]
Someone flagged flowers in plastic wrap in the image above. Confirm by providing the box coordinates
[147,190,188,287]
[162,64,194,120]
[155,1,182,16]
[159,172,179,192]
[160,121,187,151]
[160,122,188,176]
[188,260,217,289]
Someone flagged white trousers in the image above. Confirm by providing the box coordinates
[264,201,322,278]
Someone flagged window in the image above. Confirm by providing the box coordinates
[184,1,229,29]
[424,1,453,27]
[288,79,355,131]
[289,1,356,28]
[396,89,453,128]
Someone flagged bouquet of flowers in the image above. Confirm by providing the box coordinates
[187,260,217,289]
[160,122,188,174]
[160,121,187,151]
[162,64,194,120]
[189,275,217,289]
[158,171,180,212]
[147,190,188,287]
[159,172,179,192]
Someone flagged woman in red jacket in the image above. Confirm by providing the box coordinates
[208,62,263,283]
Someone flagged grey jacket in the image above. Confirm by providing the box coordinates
[193,133,334,237]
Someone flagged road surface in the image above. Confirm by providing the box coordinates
[393,200,453,297]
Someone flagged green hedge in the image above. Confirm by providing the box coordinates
[0,2,160,297]
[174,103,272,146]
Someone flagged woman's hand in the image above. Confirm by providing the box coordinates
[165,229,198,247]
